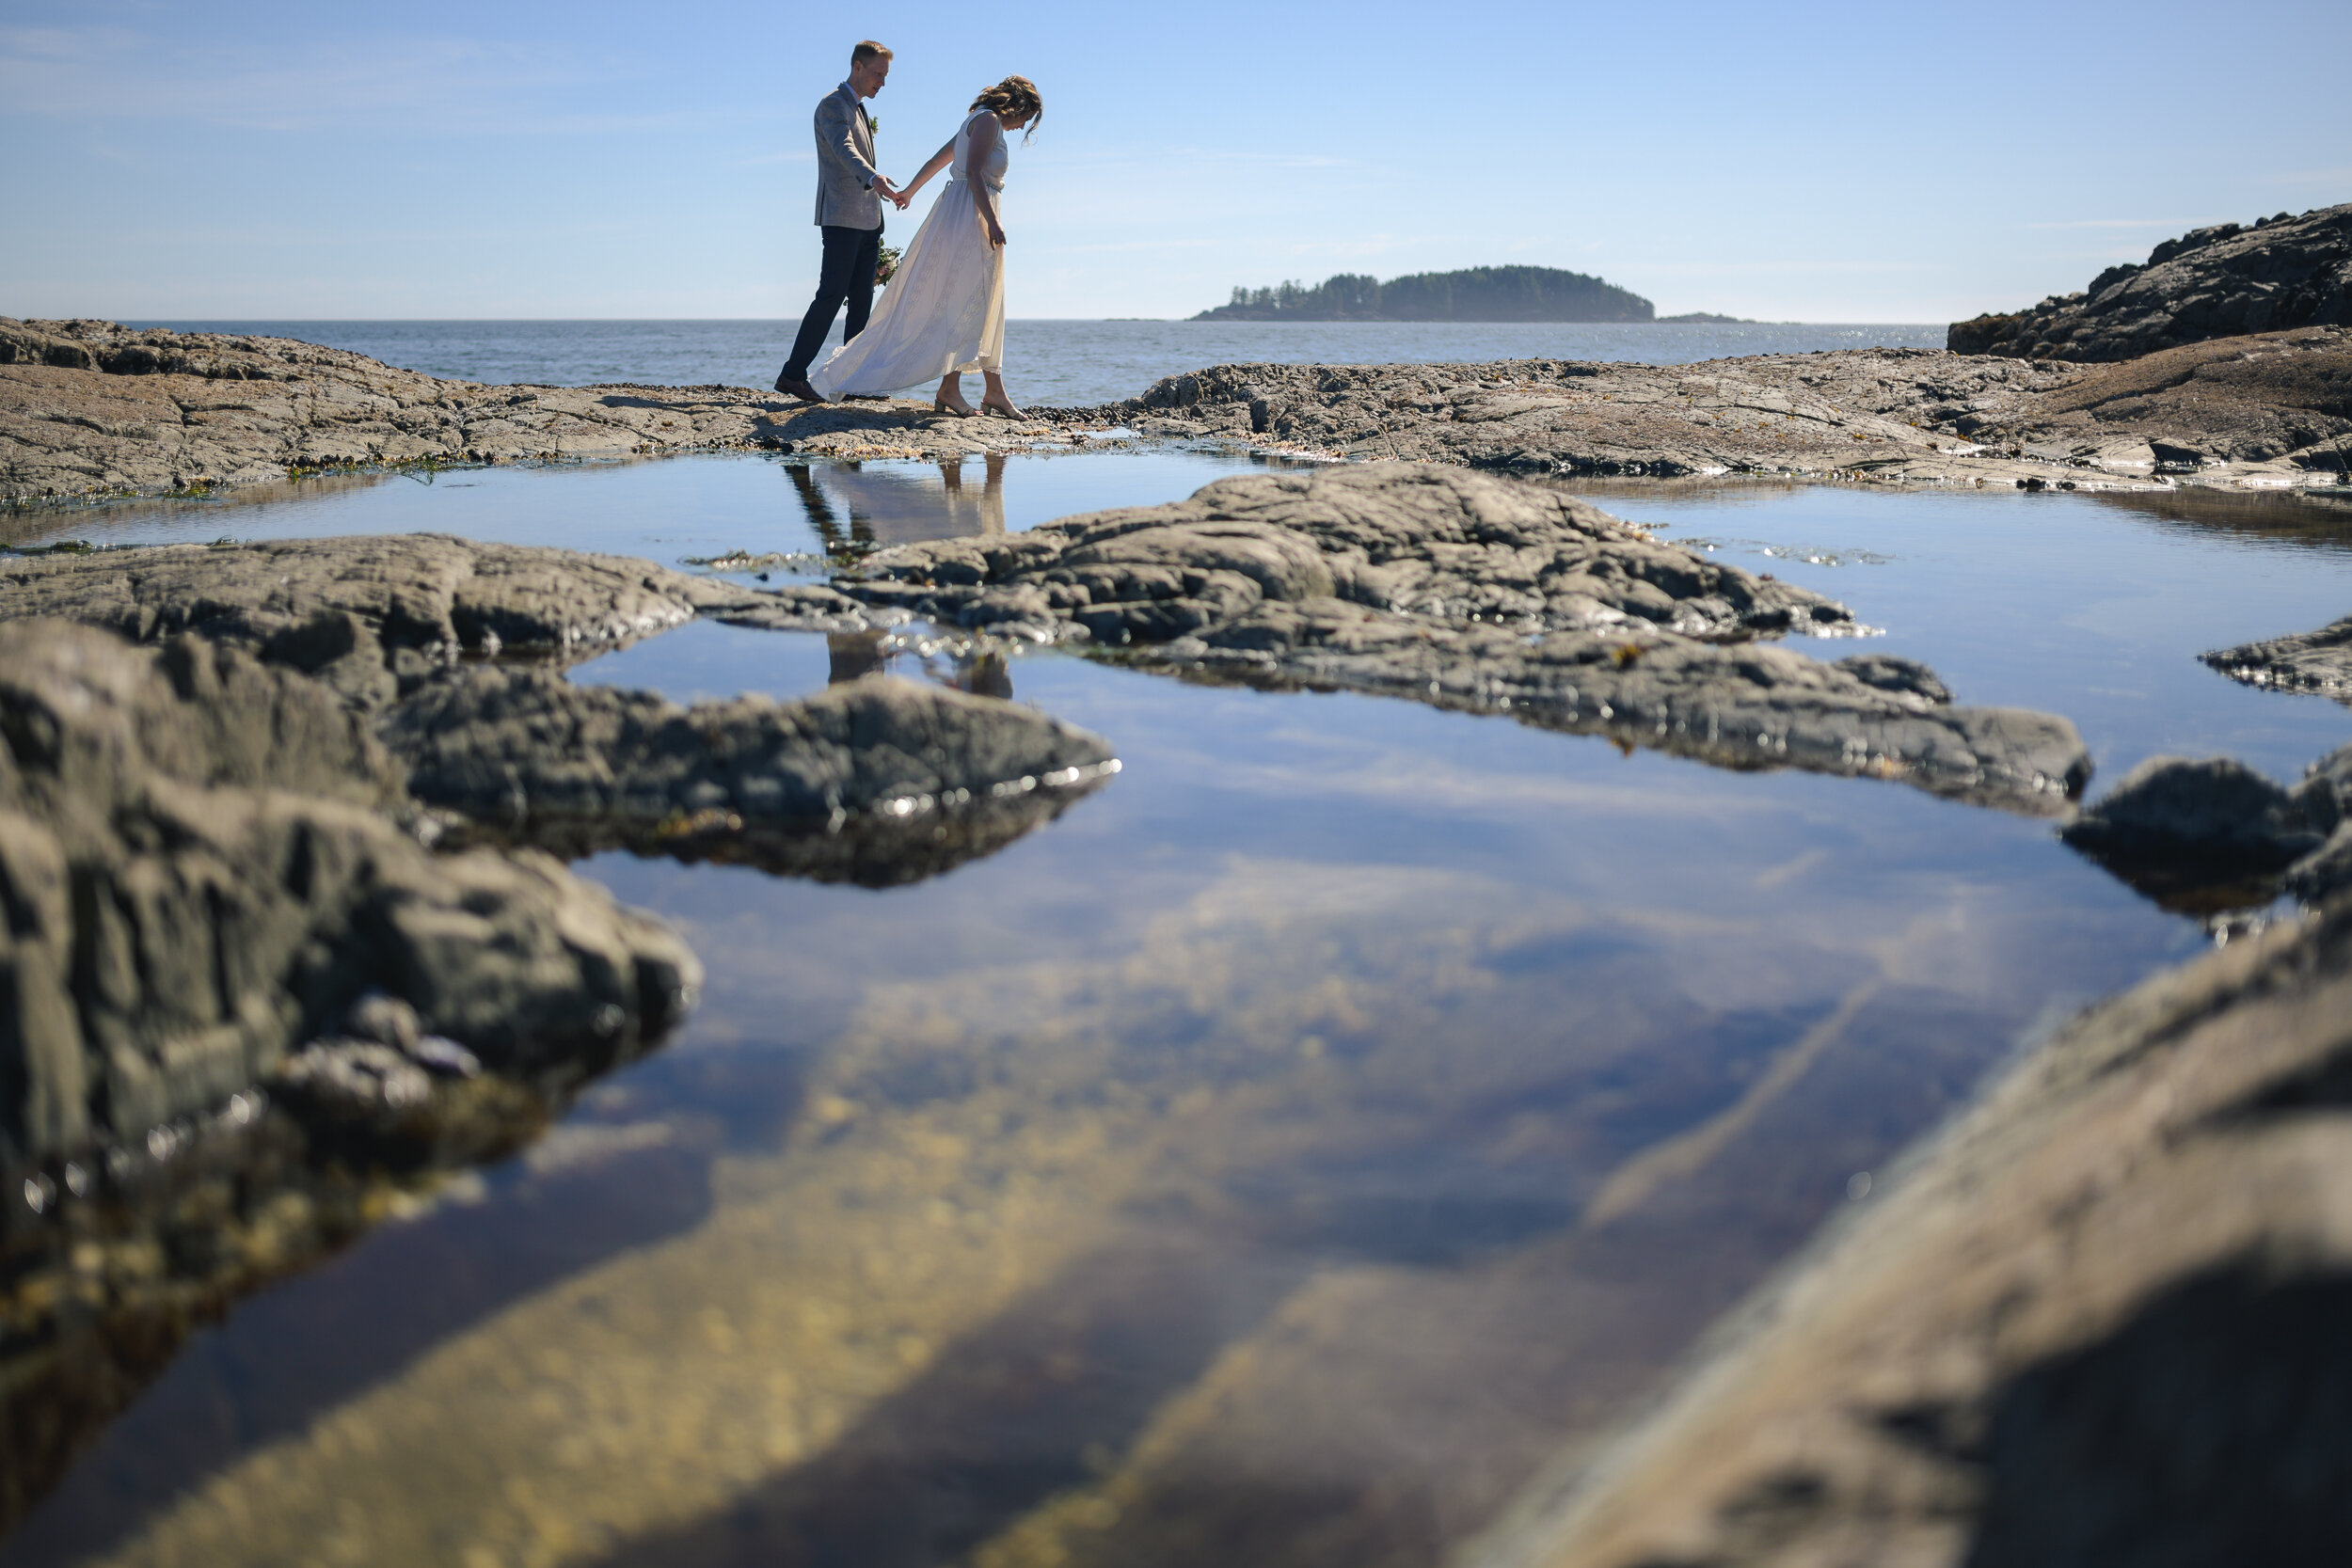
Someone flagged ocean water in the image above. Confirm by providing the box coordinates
[129,318,1947,406]
[7,453,2348,1568]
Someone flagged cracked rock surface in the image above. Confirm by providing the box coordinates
[833,464,2090,815]
[2204,610,2352,702]
[1470,884,2352,1568]
[0,619,701,1168]
[0,317,1100,502]
[1105,331,2352,489]
[1949,202,2352,363]
[0,533,1120,881]
[0,532,757,706]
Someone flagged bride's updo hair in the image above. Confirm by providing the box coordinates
[971,75,1042,141]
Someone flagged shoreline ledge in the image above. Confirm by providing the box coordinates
[1113,325,2350,490]
[0,317,1103,505]
[7,313,2347,505]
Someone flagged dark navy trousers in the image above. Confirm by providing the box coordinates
[782,222,883,382]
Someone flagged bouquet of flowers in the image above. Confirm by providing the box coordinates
[876,245,902,288]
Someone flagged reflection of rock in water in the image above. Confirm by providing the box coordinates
[84,862,2038,1568]
[790,453,1009,559]
[828,629,887,681]
[385,668,1107,885]
[0,536,1118,1543]
[455,778,1109,890]
[834,464,2090,817]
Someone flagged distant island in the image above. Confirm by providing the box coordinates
[1657,311,1759,325]
[1193,265,1655,324]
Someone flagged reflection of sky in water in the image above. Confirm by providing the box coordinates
[9,465,2352,1568]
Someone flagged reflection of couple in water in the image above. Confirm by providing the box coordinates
[773,40,1040,419]
[786,454,1012,698]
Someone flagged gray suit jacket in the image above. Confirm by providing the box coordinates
[813,83,883,230]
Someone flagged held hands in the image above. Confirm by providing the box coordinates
[872,174,900,203]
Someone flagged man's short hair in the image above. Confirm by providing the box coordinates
[851,40,892,67]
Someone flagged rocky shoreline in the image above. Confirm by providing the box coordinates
[5,207,2352,1560]
[0,317,1106,505]
[8,305,2349,509]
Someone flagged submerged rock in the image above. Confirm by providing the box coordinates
[835,465,2090,815]
[1469,888,2352,1568]
[1948,203,2352,362]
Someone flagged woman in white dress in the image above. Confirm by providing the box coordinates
[809,75,1041,417]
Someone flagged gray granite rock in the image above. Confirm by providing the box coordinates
[1949,204,2352,362]
[0,318,1102,502]
[1469,888,2352,1568]
[2060,754,2328,904]
[381,665,1120,887]
[2204,610,2352,703]
[834,465,2090,815]
[1093,329,2352,491]
[0,619,700,1166]
[0,533,766,707]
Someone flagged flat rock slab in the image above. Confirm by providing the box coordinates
[1470,887,2352,1568]
[2204,610,2352,703]
[0,318,1098,502]
[0,532,823,706]
[1112,329,2352,490]
[833,464,2089,815]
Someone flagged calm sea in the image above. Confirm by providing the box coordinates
[129,319,1947,406]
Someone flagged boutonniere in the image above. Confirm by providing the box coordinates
[867,114,879,137]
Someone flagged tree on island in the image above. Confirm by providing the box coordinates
[1194,265,1654,323]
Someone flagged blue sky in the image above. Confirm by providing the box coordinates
[3,0,2346,323]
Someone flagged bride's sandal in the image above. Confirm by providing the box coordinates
[931,393,976,419]
[979,395,1025,419]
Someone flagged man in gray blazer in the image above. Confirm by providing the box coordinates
[775,40,905,402]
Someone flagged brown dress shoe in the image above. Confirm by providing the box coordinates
[773,372,824,404]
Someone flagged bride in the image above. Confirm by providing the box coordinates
[810,75,1041,417]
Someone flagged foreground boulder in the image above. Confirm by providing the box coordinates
[834,465,2090,815]
[0,619,700,1166]
[1471,888,2352,1568]
[1949,203,2352,362]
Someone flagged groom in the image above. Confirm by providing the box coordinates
[775,40,907,403]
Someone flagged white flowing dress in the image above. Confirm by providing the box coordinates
[811,110,1008,398]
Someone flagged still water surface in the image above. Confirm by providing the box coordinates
[6,454,2349,1568]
